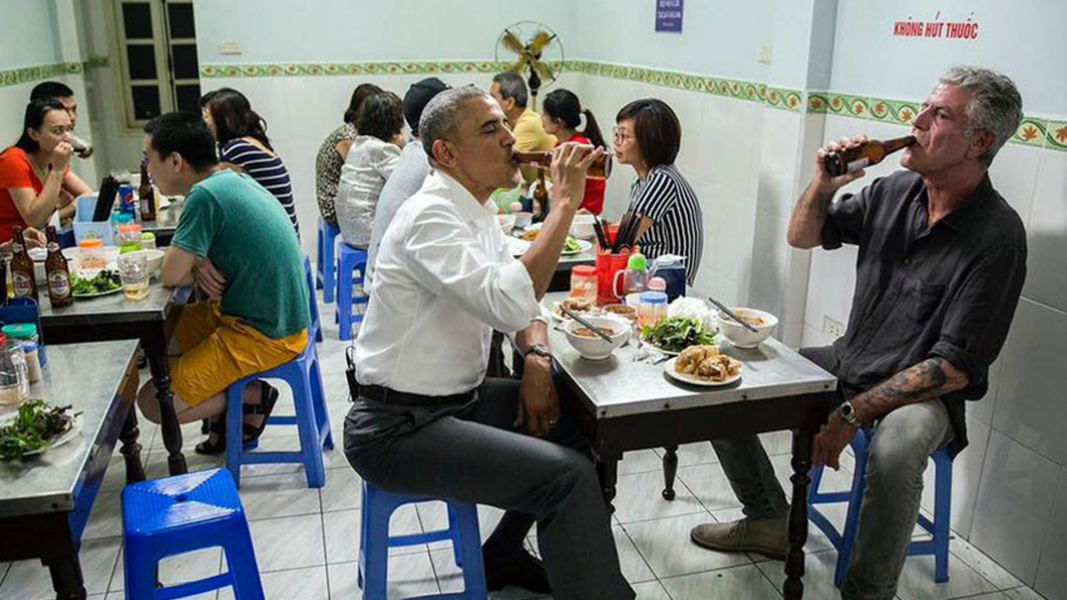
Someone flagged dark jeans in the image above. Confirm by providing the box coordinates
[344,377,634,600]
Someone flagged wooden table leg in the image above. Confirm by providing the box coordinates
[661,445,679,500]
[783,428,815,600]
[119,407,146,484]
[43,524,87,600]
[143,334,187,476]
[596,455,620,515]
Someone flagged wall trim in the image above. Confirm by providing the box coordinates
[0,57,111,88]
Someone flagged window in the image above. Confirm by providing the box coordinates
[113,0,201,126]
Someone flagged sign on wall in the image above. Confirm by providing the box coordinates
[656,0,683,33]
[893,11,980,40]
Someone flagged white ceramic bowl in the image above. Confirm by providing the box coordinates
[497,214,516,234]
[717,308,778,348]
[563,315,630,360]
[512,212,533,230]
[124,249,165,275]
[571,213,597,239]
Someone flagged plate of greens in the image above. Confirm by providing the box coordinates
[561,237,592,255]
[0,400,81,460]
[71,269,123,298]
[640,316,717,355]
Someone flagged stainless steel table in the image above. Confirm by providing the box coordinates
[543,292,838,600]
[38,284,193,476]
[0,340,142,600]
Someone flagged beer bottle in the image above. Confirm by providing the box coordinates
[824,136,916,177]
[0,258,7,307]
[138,160,156,222]
[10,227,38,301]
[532,170,549,223]
[45,226,73,307]
[513,147,613,180]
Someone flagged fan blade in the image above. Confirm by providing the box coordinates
[529,30,555,55]
[505,57,527,73]
[533,60,555,83]
[500,30,525,54]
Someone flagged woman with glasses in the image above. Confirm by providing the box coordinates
[0,98,90,243]
[613,99,703,284]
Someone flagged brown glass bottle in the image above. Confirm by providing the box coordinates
[825,136,916,177]
[513,148,613,180]
[10,227,38,301]
[45,226,73,307]
[138,161,156,221]
[0,258,7,307]
[532,170,550,222]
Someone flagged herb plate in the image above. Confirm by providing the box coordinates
[0,412,81,458]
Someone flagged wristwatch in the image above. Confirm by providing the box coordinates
[523,344,553,361]
[838,400,863,428]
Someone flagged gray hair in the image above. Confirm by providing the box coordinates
[492,72,528,108]
[419,86,492,165]
[937,66,1023,167]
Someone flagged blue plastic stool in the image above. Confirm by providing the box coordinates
[335,243,369,341]
[225,338,332,488]
[808,427,954,587]
[317,218,340,303]
[121,469,265,600]
[302,256,323,343]
[358,482,487,600]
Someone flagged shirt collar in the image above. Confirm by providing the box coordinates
[433,170,496,226]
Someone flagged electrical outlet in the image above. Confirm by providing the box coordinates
[219,41,242,55]
[758,44,773,63]
[822,316,845,340]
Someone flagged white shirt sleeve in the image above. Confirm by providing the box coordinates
[401,203,541,332]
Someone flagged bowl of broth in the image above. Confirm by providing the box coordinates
[563,315,629,360]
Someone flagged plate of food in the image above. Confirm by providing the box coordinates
[551,296,602,322]
[71,269,123,298]
[640,316,717,355]
[664,345,743,387]
[562,237,593,255]
[512,229,589,256]
[0,400,82,460]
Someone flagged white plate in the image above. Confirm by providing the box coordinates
[0,413,81,458]
[562,239,593,255]
[73,286,123,299]
[507,237,531,257]
[663,357,743,387]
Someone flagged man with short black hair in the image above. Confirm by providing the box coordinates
[490,72,555,182]
[138,111,309,455]
[30,81,77,127]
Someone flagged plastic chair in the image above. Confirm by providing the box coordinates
[359,482,487,600]
[317,218,340,303]
[302,256,323,343]
[121,469,265,600]
[808,427,954,587]
[335,243,369,341]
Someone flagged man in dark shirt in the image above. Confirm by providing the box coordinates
[690,66,1026,600]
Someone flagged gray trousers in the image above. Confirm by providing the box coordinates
[343,378,634,600]
[710,346,953,600]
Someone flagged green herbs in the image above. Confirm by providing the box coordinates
[0,400,77,460]
[563,236,582,253]
[641,316,716,353]
[71,269,122,296]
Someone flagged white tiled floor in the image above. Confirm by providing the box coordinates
[0,300,1050,600]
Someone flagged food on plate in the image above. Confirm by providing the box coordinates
[722,311,766,326]
[71,269,122,295]
[573,325,618,339]
[79,254,108,270]
[520,229,582,253]
[641,316,716,353]
[553,297,600,318]
[603,304,637,321]
[675,345,742,382]
[520,229,539,242]
[667,297,717,333]
[0,399,78,460]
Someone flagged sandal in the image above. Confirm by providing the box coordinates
[195,414,227,455]
[241,382,279,443]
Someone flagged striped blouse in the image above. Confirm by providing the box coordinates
[628,164,704,284]
[220,138,300,236]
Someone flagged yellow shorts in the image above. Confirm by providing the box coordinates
[171,301,308,407]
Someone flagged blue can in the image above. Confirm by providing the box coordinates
[118,184,136,216]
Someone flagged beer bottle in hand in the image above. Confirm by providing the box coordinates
[825,136,916,177]
[45,226,73,307]
[532,170,549,223]
[513,148,613,180]
[10,227,38,301]
[138,160,156,222]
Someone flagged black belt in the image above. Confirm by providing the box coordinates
[358,383,475,407]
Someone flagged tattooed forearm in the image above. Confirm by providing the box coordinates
[852,358,969,424]
[788,182,836,248]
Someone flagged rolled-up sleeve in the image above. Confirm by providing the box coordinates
[822,178,883,250]
[929,243,1027,392]
[402,203,541,332]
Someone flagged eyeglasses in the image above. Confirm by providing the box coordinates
[612,126,634,142]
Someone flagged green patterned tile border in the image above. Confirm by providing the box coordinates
[869,99,920,125]
[1013,118,1048,148]
[200,60,523,79]
[1047,121,1067,152]
[83,56,109,71]
[0,62,82,88]
[807,93,830,114]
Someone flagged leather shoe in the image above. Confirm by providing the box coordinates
[483,548,551,594]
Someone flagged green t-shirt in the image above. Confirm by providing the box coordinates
[172,169,309,339]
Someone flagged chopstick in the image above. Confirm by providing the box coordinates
[612,211,634,253]
[592,216,609,250]
[707,296,761,333]
[559,305,615,343]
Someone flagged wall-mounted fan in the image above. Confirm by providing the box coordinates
[495,21,565,109]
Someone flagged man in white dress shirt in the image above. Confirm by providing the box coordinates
[343,86,633,600]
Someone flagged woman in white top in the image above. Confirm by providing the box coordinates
[335,91,405,248]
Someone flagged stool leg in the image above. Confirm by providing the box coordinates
[360,499,391,600]
[294,376,326,488]
[223,518,266,600]
[337,254,355,341]
[316,226,325,290]
[226,383,247,489]
[448,503,464,568]
[123,539,159,600]
[933,456,953,583]
[835,447,870,589]
[453,503,488,600]
[323,232,336,304]
[309,355,334,450]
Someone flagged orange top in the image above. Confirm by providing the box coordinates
[0,147,39,243]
